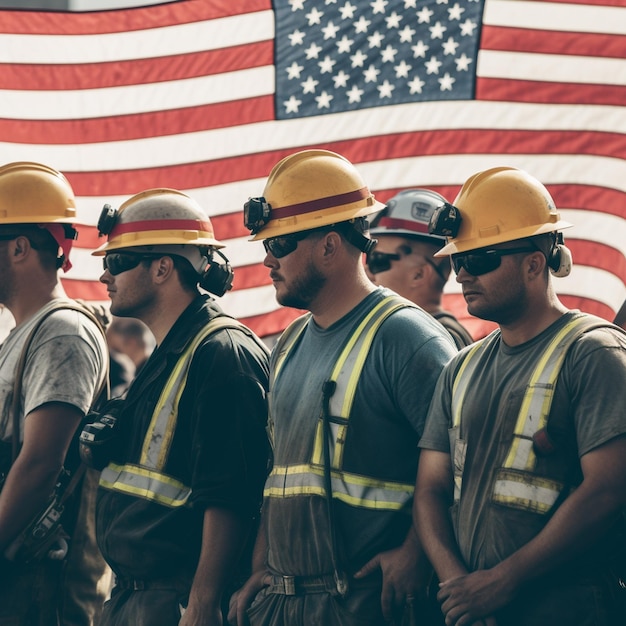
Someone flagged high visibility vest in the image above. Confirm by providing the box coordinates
[264,294,417,511]
[451,313,613,514]
[100,316,268,508]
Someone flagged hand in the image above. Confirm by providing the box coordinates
[437,569,512,626]
[354,545,428,622]
[179,602,222,626]
[227,570,269,626]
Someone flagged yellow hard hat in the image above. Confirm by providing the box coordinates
[92,188,224,255]
[434,167,572,256]
[244,149,385,240]
[0,161,77,224]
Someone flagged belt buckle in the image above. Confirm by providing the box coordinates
[282,575,296,595]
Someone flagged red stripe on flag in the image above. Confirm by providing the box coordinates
[0,96,276,144]
[63,279,107,301]
[0,0,270,34]
[476,79,626,107]
[61,129,626,196]
[480,26,626,59]
[0,42,273,91]
[568,240,626,283]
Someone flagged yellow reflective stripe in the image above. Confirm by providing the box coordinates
[504,316,607,471]
[329,297,410,418]
[140,334,198,469]
[140,317,251,470]
[328,296,414,467]
[451,338,491,427]
[311,420,324,466]
[492,469,563,514]
[272,314,309,384]
[451,314,611,513]
[99,462,191,508]
[328,298,390,416]
[264,464,413,511]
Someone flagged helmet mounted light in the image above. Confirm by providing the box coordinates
[244,197,272,235]
[97,203,117,237]
[428,202,463,238]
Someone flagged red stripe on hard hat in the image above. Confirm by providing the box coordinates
[378,216,429,233]
[272,187,370,219]
[110,218,213,237]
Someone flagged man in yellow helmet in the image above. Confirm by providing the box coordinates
[415,167,626,625]
[85,188,272,625]
[229,150,457,626]
[0,162,109,625]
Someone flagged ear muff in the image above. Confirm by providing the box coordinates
[547,233,572,277]
[199,249,234,297]
[549,244,572,277]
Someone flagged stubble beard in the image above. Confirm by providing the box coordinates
[276,260,326,311]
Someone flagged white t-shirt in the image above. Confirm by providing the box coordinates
[0,299,108,444]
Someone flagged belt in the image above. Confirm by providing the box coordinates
[268,573,343,596]
[115,576,187,591]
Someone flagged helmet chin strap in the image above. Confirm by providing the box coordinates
[336,219,377,254]
[40,223,77,272]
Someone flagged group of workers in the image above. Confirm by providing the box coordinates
[0,151,624,626]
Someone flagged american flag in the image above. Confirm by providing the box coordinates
[0,0,624,340]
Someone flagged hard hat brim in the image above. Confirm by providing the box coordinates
[92,230,224,255]
[434,220,573,256]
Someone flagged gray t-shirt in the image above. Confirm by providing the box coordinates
[419,311,626,571]
[265,288,457,575]
[0,299,108,444]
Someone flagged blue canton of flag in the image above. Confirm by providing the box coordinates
[275,0,485,118]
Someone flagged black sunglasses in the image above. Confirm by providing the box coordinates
[262,229,323,259]
[452,247,536,276]
[365,250,401,274]
[366,248,448,283]
[103,252,161,276]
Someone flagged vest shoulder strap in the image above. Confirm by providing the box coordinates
[140,315,265,470]
[452,313,617,434]
[327,294,415,418]
[271,313,311,386]
[10,300,110,461]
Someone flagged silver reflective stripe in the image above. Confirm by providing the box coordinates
[492,469,563,514]
[100,463,191,507]
[264,464,413,511]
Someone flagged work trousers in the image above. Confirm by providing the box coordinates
[62,467,112,626]
[247,583,443,626]
[494,572,626,626]
[100,587,188,626]
[0,559,63,626]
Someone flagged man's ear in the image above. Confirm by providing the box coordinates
[526,250,546,280]
[321,232,341,258]
[12,235,31,260]
[152,256,175,283]
[411,264,425,284]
